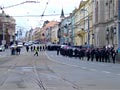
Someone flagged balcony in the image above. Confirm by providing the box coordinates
[76,29,86,37]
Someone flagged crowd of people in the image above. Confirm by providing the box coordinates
[11,46,21,55]
[25,45,47,56]
[10,43,118,64]
[57,46,117,64]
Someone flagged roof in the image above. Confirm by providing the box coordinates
[44,21,59,30]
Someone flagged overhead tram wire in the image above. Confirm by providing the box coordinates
[41,0,50,19]
[9,13,69,17]
[0,1,40,9]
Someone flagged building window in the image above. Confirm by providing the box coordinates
[95,1,98,23]
[106,2,108,6]
[110,0,112,3]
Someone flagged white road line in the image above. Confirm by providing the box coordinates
[90,69,97,71]
[45,52,120,76]
[117,74,120,76]
[101,71,111,74]
[81,67,87,69]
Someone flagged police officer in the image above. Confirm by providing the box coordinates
[34,48,39,56]
[91,48,95,62]
[86,49,91,61]
[111,49,116,64]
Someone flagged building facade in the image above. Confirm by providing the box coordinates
[59,16,72,45]
[33,27,41,42]
[38,21,59,44]
[93,0,118,48]
[0,12,16,45]
[51,22,59,44]
[74,0,93,47]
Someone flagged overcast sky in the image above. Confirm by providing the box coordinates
[0,0,83,34]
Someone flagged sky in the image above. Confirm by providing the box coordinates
[0,0,82,35]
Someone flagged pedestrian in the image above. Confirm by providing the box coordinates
[33,46,36,51]
[86,49,91,61]
[57,47,60,55]
[37,46,39,51]
[34,48,39,56]
[43,46,45,51]
[105,48,110,63]
[16,47,19,55]
[39,46,42,51]
[74,48,78,58]
[31,46,33,52]
[91,48,95,61]
[26,46,29,52]
[17,47,21,55]
[111,49,116,64]
[101,48,105,62]
[95,48,100,62]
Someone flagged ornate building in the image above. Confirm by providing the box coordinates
[93,0,118,48]
[0,12,16,45]
[74,0,93,47]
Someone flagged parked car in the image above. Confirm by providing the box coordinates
[17,42,23,48]
[0,45,5,52]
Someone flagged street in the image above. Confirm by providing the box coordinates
[0,48,120,90]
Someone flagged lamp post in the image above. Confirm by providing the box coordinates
[81,9,90,48]
[92,33,94,45]
[118,0,120,49]
[0,1,40,45]
[106,27,109,45]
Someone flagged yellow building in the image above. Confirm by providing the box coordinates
[51,23,59,44]
[74,1,86,46]
[74,0,93,47]
[33,27,41,41]
[40,21,59,44]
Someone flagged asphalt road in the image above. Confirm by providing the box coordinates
[0,48,120,90]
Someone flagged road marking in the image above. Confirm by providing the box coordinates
[101,71,111,74]
[90,69,97,71]
[45,52,120,76]
[117,74,120,76]
[81,67,87,69]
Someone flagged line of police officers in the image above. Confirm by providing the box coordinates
[58,46,117,64]
[26,45,47,52]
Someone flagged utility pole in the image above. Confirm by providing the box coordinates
[118,0,120,50]
[81,9,90,48]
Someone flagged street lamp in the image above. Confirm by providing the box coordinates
[106,27,109,45]
[81,9,90,48]
[0,1,40,45]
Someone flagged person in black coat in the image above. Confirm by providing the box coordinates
[26,46,29,52]
[57,48,60,55]
[91,48,95,61]
[104,48,110,63]
[86,49,91,61]
[31,46,33,52]
[111,49,117,64]
[95,48,100,62]
[101,48,105,62]
[74,48,78,58]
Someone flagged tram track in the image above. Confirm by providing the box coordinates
[30,51,82,90]
[0,56,19,86]
[32,57,47,90]
[0,50,84,90]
